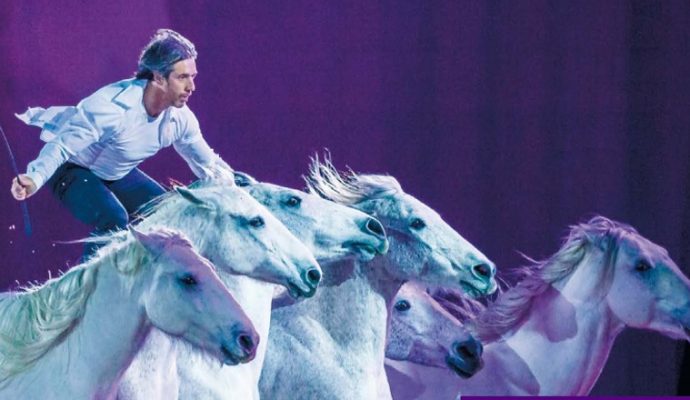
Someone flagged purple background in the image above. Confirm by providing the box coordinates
[1,0,689,396]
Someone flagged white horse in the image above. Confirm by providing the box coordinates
[385,284,485,400]
[235,171,389,264]
[385,216,690,398]
[118,184,321,400]
[175,172,390,400]
[385,282,483,378]
[0,227,257,400]
[259,158,498,400]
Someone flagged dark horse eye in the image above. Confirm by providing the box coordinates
[234,175,251,187]
[178,274,198,287]
[285,196,302,208]
[249,216,265,228]
[410,218,426,230]
[635,261,652,272]
[394,300,411,312]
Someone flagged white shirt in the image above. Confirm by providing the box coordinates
[16,78,233,190]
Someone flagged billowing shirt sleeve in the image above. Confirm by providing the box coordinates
[172,109,234,183]
[21,96,122,190]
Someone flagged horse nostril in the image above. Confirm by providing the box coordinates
[365,218,385,237]
[455,339,481,360]
[306,268,322,286]
[472,263,492,279]
[238,333,255,352]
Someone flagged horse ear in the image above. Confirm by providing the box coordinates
[234,171,257,187]
[131,227,169,256]
[175,186,209,207]
[583,228,614,253]
[595,234,615,253]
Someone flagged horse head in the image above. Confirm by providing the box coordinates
[306,156,497,297]
[590,218,690,340]
[139,184,322,299]
[132,227,259,365]
[387,282,484,378]
[234,170,389,264]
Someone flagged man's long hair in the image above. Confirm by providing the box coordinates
[135,29,197,80]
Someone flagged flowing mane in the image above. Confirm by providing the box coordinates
[0,229,185,382]
[305,154,403,205]
[471,216,637,342]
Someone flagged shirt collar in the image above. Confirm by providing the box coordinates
[111,79,179,122]
[111,79,147,111]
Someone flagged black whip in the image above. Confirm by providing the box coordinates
[0,123,33,236]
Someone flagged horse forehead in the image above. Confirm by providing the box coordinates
[398,282,425,298]
[381,193,438,219]
[395,291,459,329]
[205,185,257,207]
[160,244,215,274]
[393,292,416,306]
[619,232,668,260]
[616,234,684,279]
[261,183,321,206]
[305,191,358,214]
[221,190,268,215]
[396,284,437,310]
[249,182,285,200]
[409,290,451,316]
[261,182,356,215]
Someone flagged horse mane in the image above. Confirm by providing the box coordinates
[0,230,155,382]
[305,153,403,205]
[134,180,222,221]
[470,216,636,342]
[430,286,486,323]
[132,183,221,252]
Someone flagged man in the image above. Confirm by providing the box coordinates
[10,29,233,256]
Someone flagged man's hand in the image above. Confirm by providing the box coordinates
[11,174,37,200]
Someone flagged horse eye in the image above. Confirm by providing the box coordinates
[285,196,302,208]
[635,261,652,272]
[394,300,411,312]
[178,274,198,287]
[234,175,251,187]
[249,216,265,228]
[410,218,426,230]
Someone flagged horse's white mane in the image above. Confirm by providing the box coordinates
[305,154,403,205]
[0,228,190,382]
[470,216,637,342]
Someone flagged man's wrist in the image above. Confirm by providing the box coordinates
[24,172,44,191]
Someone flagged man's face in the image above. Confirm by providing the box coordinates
[162,58,197,108]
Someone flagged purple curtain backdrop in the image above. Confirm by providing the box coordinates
[1,0,689,396]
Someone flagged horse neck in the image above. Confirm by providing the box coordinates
[263,257,403,400]
[363,255,407,305]
[479,251,625,395]
[173,273,274,400]
[306,256,404,354]
[26,262,149,398]
[321,254,405,301]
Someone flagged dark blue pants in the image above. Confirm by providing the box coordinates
[47,162,166,258]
